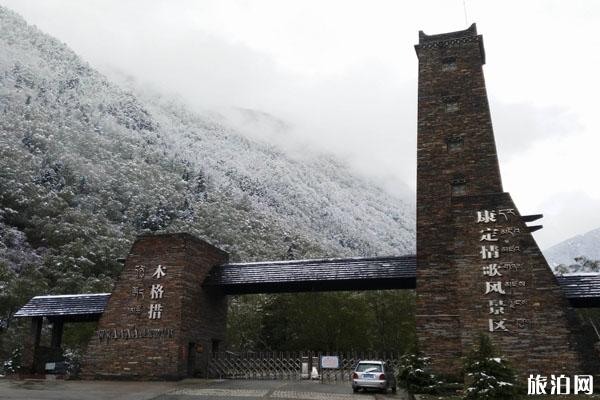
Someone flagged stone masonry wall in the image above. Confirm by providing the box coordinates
[178,235,228,377]
[415,23,503,375]
[80,233,228,380]
[415,23,586,377]
[451,193,583,377]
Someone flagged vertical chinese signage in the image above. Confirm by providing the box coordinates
[96,264,174,342]
[476,209,528,334]
[132,264,167,320]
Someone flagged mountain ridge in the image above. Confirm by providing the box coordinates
[544,227,600,266]
[0,4,415,303]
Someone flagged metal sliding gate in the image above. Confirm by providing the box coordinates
[208,351,403,381]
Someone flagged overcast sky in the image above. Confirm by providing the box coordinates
[2,0,599,250]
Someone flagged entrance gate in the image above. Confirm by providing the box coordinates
[15,24,600,381]
[73,233,416,380]
[208,351,403,381]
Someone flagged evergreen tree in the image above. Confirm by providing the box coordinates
[397,352,441,394]
[463,334,518,400]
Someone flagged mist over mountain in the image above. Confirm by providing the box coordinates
[544,227,600,267]
[0,5,415,304]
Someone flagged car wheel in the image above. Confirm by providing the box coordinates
[353,387,359,393]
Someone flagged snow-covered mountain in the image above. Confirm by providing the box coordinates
[544,227,600,267]
[0,6,415,296]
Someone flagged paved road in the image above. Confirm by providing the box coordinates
[0,378,175,400]
[0,378,408,400]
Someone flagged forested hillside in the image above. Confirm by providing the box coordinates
[0,6,416,361]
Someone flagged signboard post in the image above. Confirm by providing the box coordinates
[320,355,339,383]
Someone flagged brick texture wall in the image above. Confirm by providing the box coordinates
[451,193,582,376]
[415,24,585,377]
[80,233,228,380]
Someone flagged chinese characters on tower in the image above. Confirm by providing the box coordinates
[95,263,175,343]
[130,264,168,320]
[476,209,528,333]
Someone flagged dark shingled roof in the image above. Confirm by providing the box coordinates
[556,274,600,307]
[202,255,417,294]
[14,293,110,319]
[13,264,600,318]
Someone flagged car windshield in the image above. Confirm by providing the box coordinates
[356,363,383,373]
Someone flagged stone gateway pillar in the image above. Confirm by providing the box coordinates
[81,233,228,380]
[414,24,585,377]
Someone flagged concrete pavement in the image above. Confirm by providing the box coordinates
[0,378,409,400]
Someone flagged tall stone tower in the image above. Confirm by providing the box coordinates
[415,24,584,377]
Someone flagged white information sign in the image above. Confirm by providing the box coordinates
[320,356,339,369]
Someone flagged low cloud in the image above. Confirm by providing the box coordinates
[2,0,599,247]
[493,100,582,158]
[103,32,418,197]
[536,191,600,250]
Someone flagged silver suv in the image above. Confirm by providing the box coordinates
[351,360,397,394]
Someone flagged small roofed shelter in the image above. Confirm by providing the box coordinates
[14,293,110,374]
[556,274,600,308]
